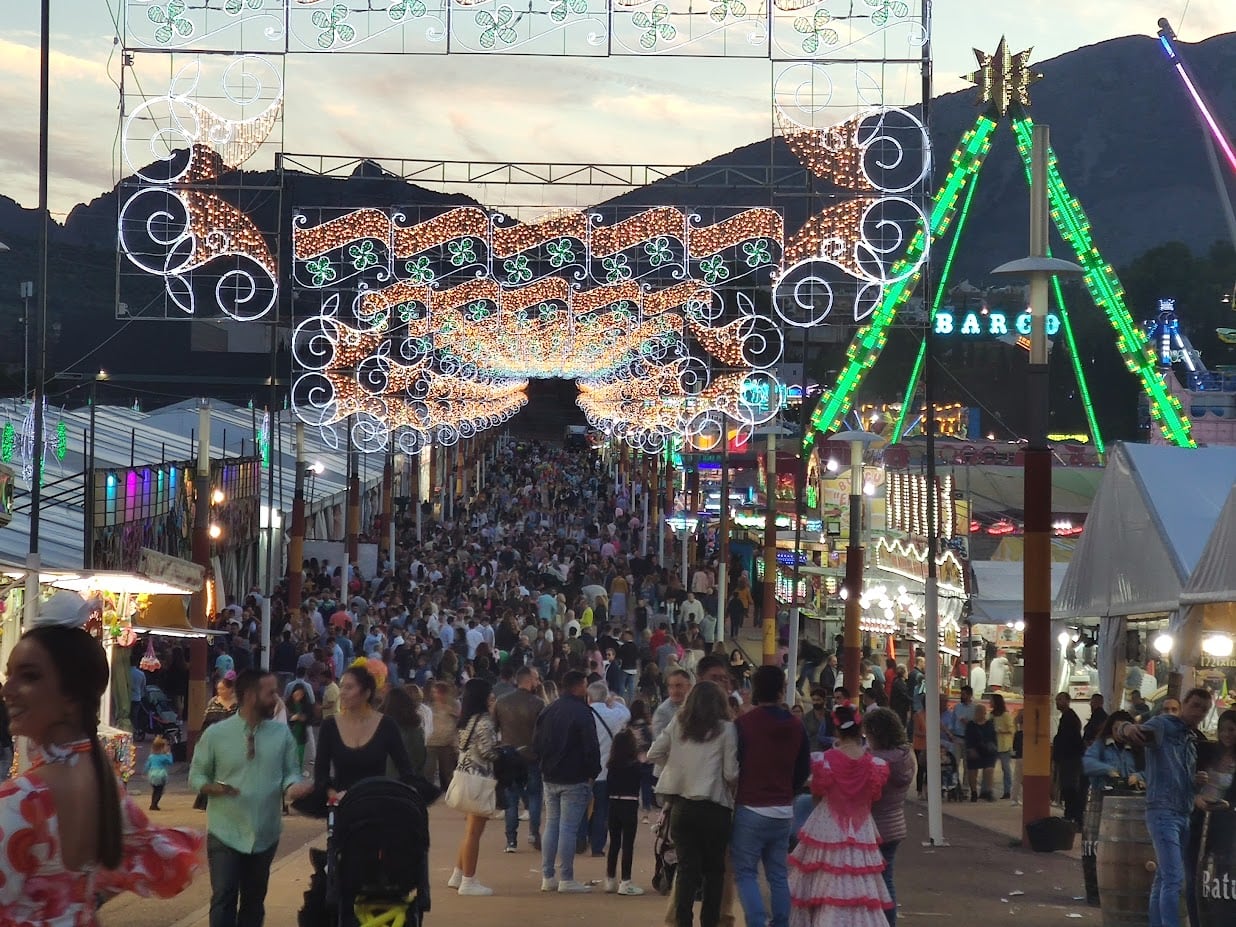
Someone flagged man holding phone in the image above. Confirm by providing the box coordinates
[191,668,314,927]
[1115,686,1213,927]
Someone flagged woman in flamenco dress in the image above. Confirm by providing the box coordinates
[0,591,203,927]
[789,703,892,927]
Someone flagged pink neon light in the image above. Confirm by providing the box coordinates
[1174,63,1236,174]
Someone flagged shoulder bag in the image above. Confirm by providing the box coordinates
[444,717,497,816]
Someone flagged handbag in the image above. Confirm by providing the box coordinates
[444,717,497,816]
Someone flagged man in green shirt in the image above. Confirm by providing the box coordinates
[190,668,313,927]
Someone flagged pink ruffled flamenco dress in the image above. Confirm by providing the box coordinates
[789,750,892,927]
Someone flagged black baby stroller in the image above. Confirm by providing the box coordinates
[299,778,432,927]
[132,686,183,745]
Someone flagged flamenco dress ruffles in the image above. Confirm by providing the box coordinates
[0,740,204,927]
[789,749,892,927]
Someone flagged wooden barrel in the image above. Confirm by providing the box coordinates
[1097,794,1155,927]
[1196,809,1236,927]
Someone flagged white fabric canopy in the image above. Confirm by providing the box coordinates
[1179,485,1236,606]
[969,561,1070,623]
[1053,442,1236,620]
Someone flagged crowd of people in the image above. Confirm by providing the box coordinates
[7,431,1234,927]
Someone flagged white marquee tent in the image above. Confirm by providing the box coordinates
[1176,485,1236,664]
[1053,441,1236,697]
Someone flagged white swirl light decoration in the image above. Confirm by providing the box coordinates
[215,262,277,322]
[770,260,836,328]
[857,107,930,194]
[118,188,195,276]
[853,195,929,285]
[292,314,341,372]
[772,61,836,130]
[291,373,340,427]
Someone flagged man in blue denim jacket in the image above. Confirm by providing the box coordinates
[1116,687,1213,927]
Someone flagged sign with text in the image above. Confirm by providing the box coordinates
[934,308,1061,338]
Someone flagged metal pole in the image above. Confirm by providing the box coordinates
[920,0,945,848]
[287,422,306,612]
[657,456,667,569]
[20,283,32,399]
[188,400,211,756]
[680,465,689,589]
[24,0,51,628]
[842,439,865,690]
[1022,124,1055,840]
[83,378,98,570]
[717,424,730,644]
[346,415,360,573]
[762,431,778,665]
[416,444,425,542]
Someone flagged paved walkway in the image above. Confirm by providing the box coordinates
[118,795,1093,927]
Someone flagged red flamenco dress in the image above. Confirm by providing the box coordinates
[789,750,892,927]
[0,740,204,927]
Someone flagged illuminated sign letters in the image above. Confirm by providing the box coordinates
[934,308,1060,338]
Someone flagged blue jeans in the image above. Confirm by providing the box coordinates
[505,762,543,845]
[621,672,638,707]
[730,806,793,927]
[879,840,900,926]
[578,779,610,855]
[1146,808,1189,927]
[207,834,278,927]
[541,780,591,881]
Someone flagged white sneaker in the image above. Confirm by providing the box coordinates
[447,868,463,889]
[605,878,618,893]
[458,877,494,896]
[557,880,592,894]
[618,881,645,896]
[519,809,530,821]
[540,877,559,892]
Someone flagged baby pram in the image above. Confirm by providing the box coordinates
[299,778,432,927]
[132,686,183,745]
[941,747,963,802]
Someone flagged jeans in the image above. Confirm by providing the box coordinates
[640,763,657,812]
[879,840,900,926]
[607,798,639,881]
[622,672,638,707]
[425,745,458,792]
[207,834,278,927]
[1146,809,1189,927]
[796,663,819,693]
[730,806,792,927]
[997,751,1013,796]
[578,779,610,855]
[505,762,543,845]
[542,780,591,881]
[671,798,733,927]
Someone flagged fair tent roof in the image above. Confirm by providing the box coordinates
[943,464,1102,515]
[1179,485,1236,606]
[969,561,1071,623]
[1054,442,1236,619]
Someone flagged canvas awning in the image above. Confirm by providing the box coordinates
[969,561,1070,623]
[1176,486,1236,661]
[1053,443,1236,620]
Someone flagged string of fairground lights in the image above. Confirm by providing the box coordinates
[1009,116,1193,448]
[804,114,999,450]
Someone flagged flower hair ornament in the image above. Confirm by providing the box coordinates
[29,590,99,631]
[832,702,857,731]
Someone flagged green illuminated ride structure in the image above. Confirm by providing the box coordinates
[804,39,1195,455]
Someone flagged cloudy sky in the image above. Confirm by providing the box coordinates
[3,0,1233,219]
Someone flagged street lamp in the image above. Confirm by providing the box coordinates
[992,122,1084,843]
[832,429,881,694]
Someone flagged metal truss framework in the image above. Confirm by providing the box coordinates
[117,0,931,451]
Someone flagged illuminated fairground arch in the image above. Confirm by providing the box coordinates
[289,204,788,452]
[116,0,932,451]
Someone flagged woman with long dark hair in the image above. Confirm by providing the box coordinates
[0,592,203,922]
[1080,709,1142,905]
[447,678,499,896]
[313,664,416,803]
[381,685,427,778]
[864,708,917,926]
[789,704,892,927]
[990,693,1016,799]
[648,680,738,927]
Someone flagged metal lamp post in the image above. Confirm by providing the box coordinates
[992,123,1083,842]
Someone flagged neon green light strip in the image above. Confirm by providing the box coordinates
[1010,117,1194,448]
[889,166,985,444]
[805,114,999,451]
[1050,274,1106,459]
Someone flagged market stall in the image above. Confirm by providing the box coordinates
[969,560,1070,696]
[1054,442,1236,706]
